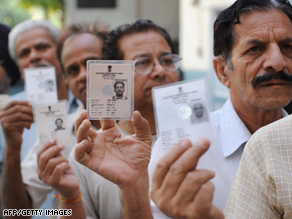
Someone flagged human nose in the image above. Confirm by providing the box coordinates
[149,60,166,78]
[78,66,87,82]
[263,45,286,72]
[29,49,41,63]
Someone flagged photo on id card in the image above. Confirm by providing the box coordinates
[34,101,69,146]
[87,60,134,120]
[24,66,58,105]
[152,79,214,153]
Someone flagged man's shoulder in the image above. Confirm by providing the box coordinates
[9,91,26,101]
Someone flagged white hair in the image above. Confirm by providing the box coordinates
[8,19,60,62]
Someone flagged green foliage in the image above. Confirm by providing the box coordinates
[0,0,31,28]
[19,0,64,18]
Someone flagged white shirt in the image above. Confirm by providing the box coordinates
[148,98,288,218]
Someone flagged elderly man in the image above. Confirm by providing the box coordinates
[148,0,292,218]
[0,19,77,217]
[0,22,107,219]
[72,0,292,218]
[36,20,181,219]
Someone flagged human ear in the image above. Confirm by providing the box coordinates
[213,56,231,88]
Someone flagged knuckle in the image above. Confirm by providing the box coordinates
[169,163,183,175]
[155,160,167,170]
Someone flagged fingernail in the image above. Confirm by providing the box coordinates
[180,139,190,148]
[57,144,64,149]
[197,139,208,148]
[28,101,33,106]
[49,139,55,144]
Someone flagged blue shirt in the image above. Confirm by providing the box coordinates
[0,89,80,177]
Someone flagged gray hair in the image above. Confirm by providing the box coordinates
[8,19,60,62]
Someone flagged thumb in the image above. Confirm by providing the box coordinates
[132,111,152,146]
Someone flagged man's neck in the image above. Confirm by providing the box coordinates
[231,96,283,134]
[117,105,156,135]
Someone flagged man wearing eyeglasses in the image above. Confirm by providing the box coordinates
[35,20,182,219]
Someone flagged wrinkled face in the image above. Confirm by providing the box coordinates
[61,33,103,105]
[15,28,62,79]
[119,31,178,109]
[115,83,125,96]
[225,9,292,110]
[193,103,204,118]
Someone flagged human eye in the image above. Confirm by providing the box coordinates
[281,44,292,51]
[36,43,50,51]
[135,59,151,67]
[18,49,30,58]
[247,46,260,53]
[66,66,79,77]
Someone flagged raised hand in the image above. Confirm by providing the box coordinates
[74,110,152,188]
[151,138,225,219]
[37,139,80,200]
[0,100,33,148]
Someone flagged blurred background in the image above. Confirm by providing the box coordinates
[1,0,282,110]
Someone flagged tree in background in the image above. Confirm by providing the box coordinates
[0,0,30,27]
[19,0,64,27]
[0,0,64,28]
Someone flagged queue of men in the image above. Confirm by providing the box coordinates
[1,0,292,218]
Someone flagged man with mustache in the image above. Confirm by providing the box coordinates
[0,19,82,218]
[113,81,127,100]
[147,0,292,218]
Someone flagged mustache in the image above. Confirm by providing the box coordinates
[251,71,292,88]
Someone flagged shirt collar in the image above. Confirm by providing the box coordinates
[220,98,288,158]
[67,89,82,114]
[220,98,252,157]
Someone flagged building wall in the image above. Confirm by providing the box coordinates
[180,0,235,110]
[64,0,179,41]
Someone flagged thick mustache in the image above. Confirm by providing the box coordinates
[251,71,292,88]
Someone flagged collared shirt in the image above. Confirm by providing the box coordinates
[225,114,292,218]
[0,89,80,219]
[148,98,288,218]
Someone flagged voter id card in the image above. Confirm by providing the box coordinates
[153,79,214,152]
[87,60,134,120]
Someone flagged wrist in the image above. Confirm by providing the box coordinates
[119,174,152,219]
[54,190,82,203]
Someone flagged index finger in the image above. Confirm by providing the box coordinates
[1,100,32,111]
[100,119,116,131]
[152,138,210,191]
[37,139,57,163]
[75,110,88,135]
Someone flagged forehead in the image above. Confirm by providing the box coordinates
[233,9,292,48]
[62,33,103,63]
[15,28,54,51]
[119,31,171,59]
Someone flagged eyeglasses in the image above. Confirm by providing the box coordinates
[134,54,182,75]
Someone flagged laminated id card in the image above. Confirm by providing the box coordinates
[0,94,9,110]
[24,66,58,105]
[153,79,214,152]
[87,60,134,120]
[34,101,70,146]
